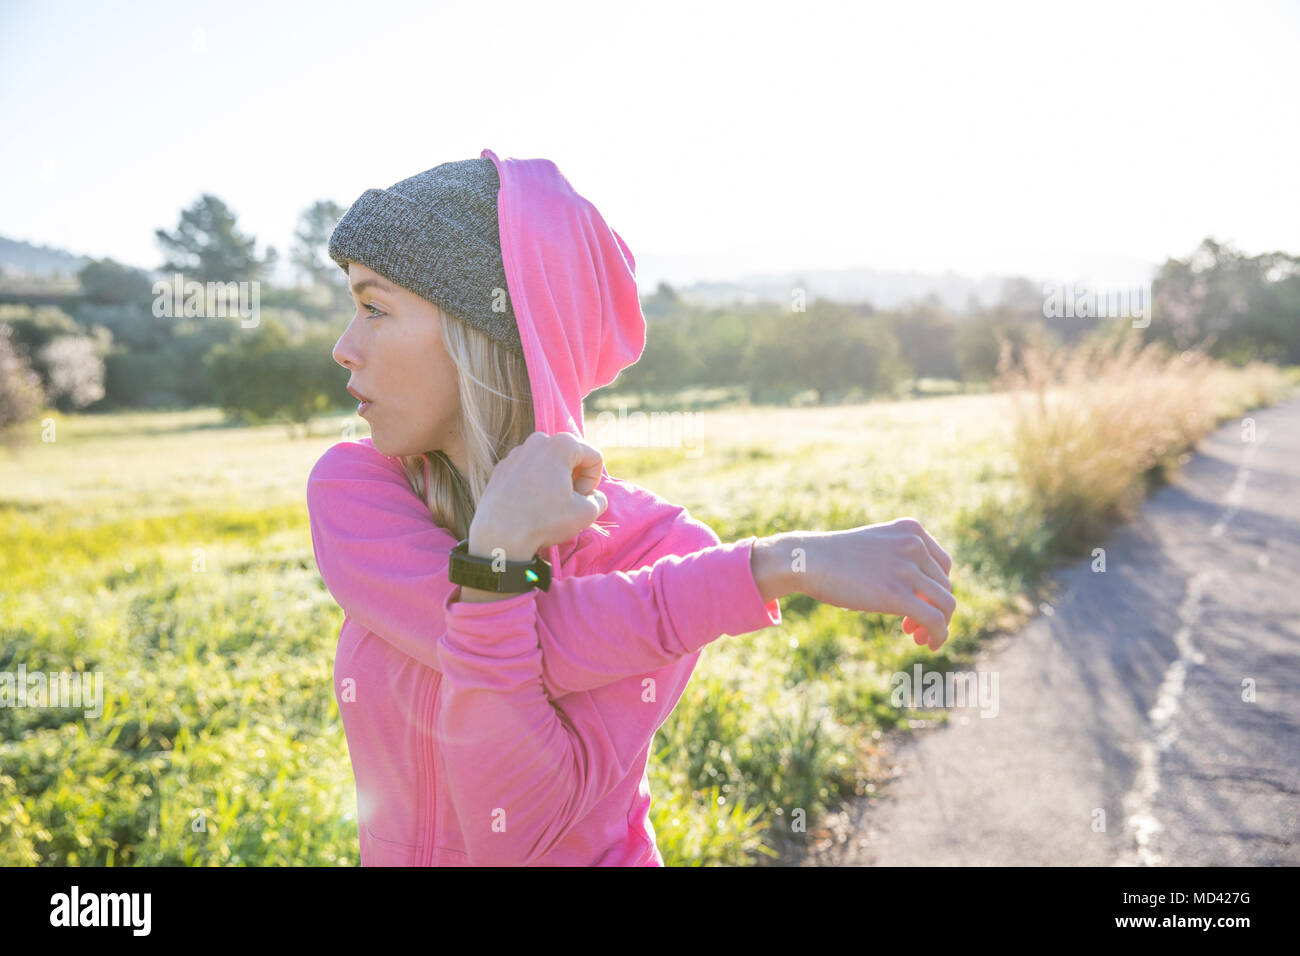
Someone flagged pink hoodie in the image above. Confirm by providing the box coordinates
[306,148,783,866]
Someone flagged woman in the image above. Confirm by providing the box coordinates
[306,149,956,866]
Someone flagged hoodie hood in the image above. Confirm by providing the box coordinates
[481,147,675,584]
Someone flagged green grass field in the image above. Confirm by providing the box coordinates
[3,362,1294,865]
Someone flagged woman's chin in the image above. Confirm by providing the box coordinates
[368,434,414,459]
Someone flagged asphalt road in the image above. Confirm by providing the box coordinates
[780,393,1300,866]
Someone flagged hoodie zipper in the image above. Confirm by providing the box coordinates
[417,544,579,866]
[417,668,439,866]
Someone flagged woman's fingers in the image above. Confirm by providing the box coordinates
[908,617,942,650]
[906,528,954,651]
[902,591,948,644]
[562,433,605,494]
[917,550,952,594]
[908,570,954,650]
[901,573,950,647]
[572,485,608,519]
[904,616,936,648]
[911,568,956,622]
[899,519,952,576]
[918,527,953,576]
[555,434,608,524]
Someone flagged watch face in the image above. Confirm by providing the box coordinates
[452,554,503,591]
[450,552,527,592]
[449,540,549,593]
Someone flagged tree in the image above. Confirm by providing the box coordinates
[956,307,1035,382]
[0,305,82,360]
[78,258,154,305]
[38,335,107,411]
[155,194,277,283]
[1153,237,1300,363]
[641,281,681,319]
[291,200,347,288]
[204,316,346,435]
[996,276,1043,320]
[0,323,46,447]
[885,300,959,380]
[741,301,904,402]
[289,199,351,316]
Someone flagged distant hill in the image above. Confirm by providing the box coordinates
[0,236,93,280]
[635,254,1159,312]
[0,233,1155,316]
[666,266,1015,312]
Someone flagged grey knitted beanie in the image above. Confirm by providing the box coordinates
[328,157,522,353]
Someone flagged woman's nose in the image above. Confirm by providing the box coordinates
[333,324,359,370]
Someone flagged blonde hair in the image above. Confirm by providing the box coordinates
[396,303,534,541]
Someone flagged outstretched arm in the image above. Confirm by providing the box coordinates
[306,440,785,698]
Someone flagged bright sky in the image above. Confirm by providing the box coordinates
[1,0,1297,291]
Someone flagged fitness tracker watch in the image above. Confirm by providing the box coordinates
[448,537,553,593]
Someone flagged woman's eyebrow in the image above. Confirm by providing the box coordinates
[350,277,395,296]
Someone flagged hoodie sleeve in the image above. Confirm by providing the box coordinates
[437,537,746,866]
[306,440,781,693]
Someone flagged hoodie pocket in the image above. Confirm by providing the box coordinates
[431,846,470,866]
[362,825,419,867]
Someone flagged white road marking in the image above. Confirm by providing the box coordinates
[1115,426,1266,866]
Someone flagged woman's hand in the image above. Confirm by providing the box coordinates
[468,431,608,561]
[793,518,956,651]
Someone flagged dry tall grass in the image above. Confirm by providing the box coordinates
[994,326,1295,554]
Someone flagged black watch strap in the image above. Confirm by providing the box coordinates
[449,537,552,593]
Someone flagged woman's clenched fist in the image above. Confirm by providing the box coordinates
[467,431,608,561]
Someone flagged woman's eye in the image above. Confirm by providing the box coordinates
[363,302,383,318]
